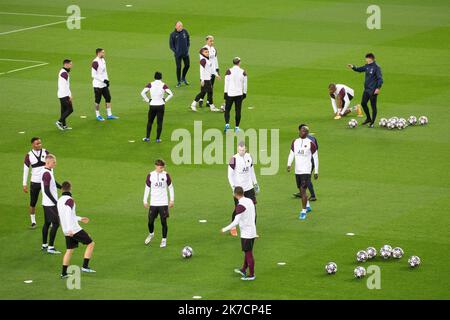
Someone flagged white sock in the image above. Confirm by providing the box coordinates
[210,104,216,109]
[149,233,154,236]
[191,101,197,107]
[307,201,310,208]
[30,214,36,224]
[301,209,306,213]
[48,246,54,250]
[95,110,100,117]
[106,108,112,116]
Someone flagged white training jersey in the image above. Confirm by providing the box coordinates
[199,53,217,81]
[57,194,82,236]
[41,168,58,206]
[222,197,257,239]
[140,80,174,106]
[228,153,257,192]
[23,149,49,185]
[224,65,247,97]
[330,84,354,100]
[91,57,109,88]
[287,137,319,175]
[143,170,174,206]
[57,68,71,98]
[203,44,219,73]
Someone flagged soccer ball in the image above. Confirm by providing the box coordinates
[387,121,396,130]
[325,262,337,274]
[396,120,406,130]
[378,118,388,127]
[389,117,399,125]
[392,247,404,259]
[408,116,417,125]
[356,250,368,262]
[354,266,366,278]
[366,247,377,259]
[181,246,193,258]
[348,119,358,128]
[380,245,393,259]
[408,256,421,268]
[419,116,428,125]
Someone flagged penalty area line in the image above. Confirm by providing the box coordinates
[0,59,49,75]
[0,17,86,36]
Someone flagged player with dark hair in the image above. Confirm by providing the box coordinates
[91,48,118,121]
[328,83,362,119]
[221,186,257,281]
[224,57,247,133]
[348,53,383,127]
[56,59,73,130]
[23,137,50,228]
[58,181,96,278]
[143,159,174,248]
[140,72,174,143]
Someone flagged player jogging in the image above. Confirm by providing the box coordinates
[40,154,62,254]
[143,159,174,248]
[140,72,174,143]
[228,141,259,236]
[328,83,362,119]
[221,187,257,281]
[23,137,49,229]
[287,125,319,220]
[58,181,96,278]
[56,59,73,130]
[91,48,119,121]
[224,57,247,133]
[190,47,221,112]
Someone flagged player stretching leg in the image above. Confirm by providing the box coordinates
[287,125,319,220]
[328,83,362,119]
[228,141,259,236]
[58,181,95,278]
[143,159,174,248]
[221,187,257,281]
[91,48,119,121]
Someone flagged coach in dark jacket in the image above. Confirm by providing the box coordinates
[169,21,190,87]
[348,53,383,127]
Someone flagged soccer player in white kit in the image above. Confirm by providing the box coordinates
[221,187,257,281]
[287,125,319,220]
[143,159,174,248]
[91,48,119,121]
[57,181,95,278]
[23,137,49,229]
[140,71,174,142]
[328,83,362,119]
[224,57,248,133]
[199,35,221,109]
[228,141,259,236]
[56,59,73,130]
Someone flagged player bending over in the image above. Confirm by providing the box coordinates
[227,141,259,236]
[143,159,174,248]
[287,125,319,220]
[221,187,257,281]
[328,83,362,119]
[58,181,95,278]
[140,72,174,143]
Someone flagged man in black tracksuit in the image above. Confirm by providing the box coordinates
[169,21,190,87]
[348,53,383,127]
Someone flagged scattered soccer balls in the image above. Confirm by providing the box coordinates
[392,247,404,259]
[380,245,393,259]
[419,116,428,125]
[325,262,337,274]
[408,256,421,268]
[348,119,358,128]
[181,246,193,258]
[354,266,366,278]
[366,247,377,259]
[408,116,417,125]
[356,250,368,262]
[378,118,388,127]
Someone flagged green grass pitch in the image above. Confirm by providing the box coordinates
[0,0,449,299]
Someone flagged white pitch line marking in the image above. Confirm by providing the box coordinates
[277,262,286,266]
[1,62,49,75]
[125,5,133,7]
[192,296,202,299]
[24,280,33,284]
[0,12,86,18]
[80,115,87,119]
[346,233,355,236]
[128,140,135,143]
[18,131,25,134]
[0,17,85,36]
[199,220,207,223]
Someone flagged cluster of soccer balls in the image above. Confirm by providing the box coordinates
[378,115,429,130]
[325,245,421,278]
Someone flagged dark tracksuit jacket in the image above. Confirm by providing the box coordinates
[352,62,383,94]
[169,29,190,57]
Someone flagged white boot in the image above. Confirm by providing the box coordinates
[190,101,197,112]
[144,233,154,245]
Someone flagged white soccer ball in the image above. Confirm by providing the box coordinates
[396,120,406,130]
[408,255,421,268]
[408,116,417,125]
[182,246,193,258]
[366,247,377,259]
[356,250,368,262]
[348,119,358,128]
[392,247,404,259]
[419,116,428,125]
[325,262,337,274]
[389,117,399,125]
[354,266,367,278]
[380,245,392,259]
[379,118,388,127]
[387,121,396,130]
